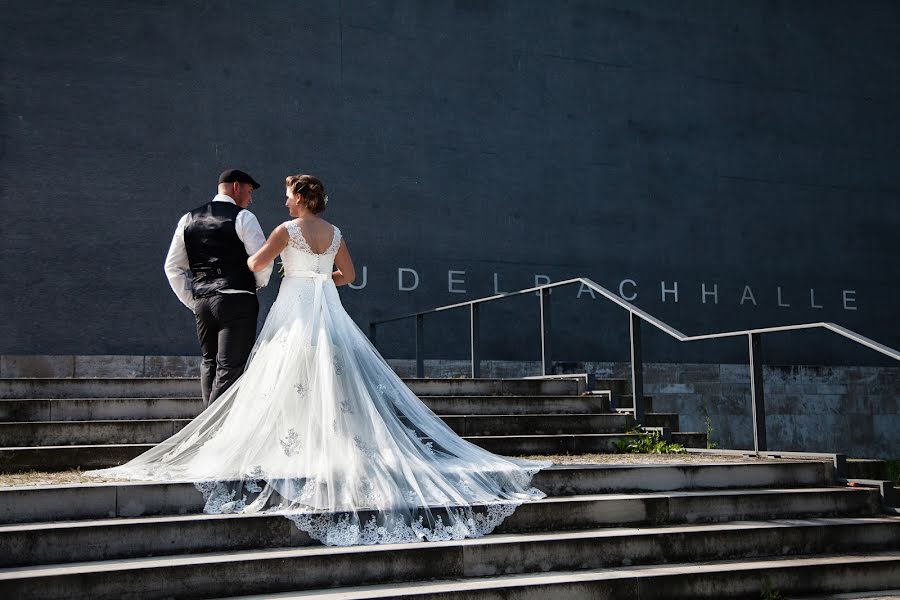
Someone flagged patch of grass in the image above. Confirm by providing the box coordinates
[614,428,686,455]
[760,581,784,599]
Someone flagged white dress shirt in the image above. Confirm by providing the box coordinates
[164,195,273,311]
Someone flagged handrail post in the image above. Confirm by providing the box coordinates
[629,312,645,425]
[540,287,552,375]
[368,322,377,347]
[470,303,481,378]
[415,314,425,378]
[749,332,767,451]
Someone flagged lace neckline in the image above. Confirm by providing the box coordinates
[286,221,340,255]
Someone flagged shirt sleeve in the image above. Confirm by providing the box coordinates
[163,213,197,311]
[236,210,273,288]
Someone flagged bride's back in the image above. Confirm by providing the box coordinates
[281,218,342,276]
[292,218,336,254]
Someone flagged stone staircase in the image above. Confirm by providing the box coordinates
[0,375,898,598]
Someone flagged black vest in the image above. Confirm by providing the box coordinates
[184,201,257,299]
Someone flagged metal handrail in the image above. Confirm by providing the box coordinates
[369,277,900,451]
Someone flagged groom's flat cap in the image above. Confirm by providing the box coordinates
[218,169,260,189]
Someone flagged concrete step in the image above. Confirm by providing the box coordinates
[1,518,898,599]
[0,395,613,422]
[0,397,207,422]
[0,443,152,472]
[0,432,710,470]
[422,394,611,415]
[585,378,629,393]
[672,432,705,447]
[0,377,590,399]
[785,589,900,600]
[0,414,640,446]
[0,487,881,568]
[615,394,654,412]
[429,414,635,436]
[0,419,191,446]
[224,552,900,600]
[468,432,707,455]
[636,412,679,430]
[0,461,837,523]
[846,459,890,480]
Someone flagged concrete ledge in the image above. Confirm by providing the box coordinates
[424,394,611,415]
[0,377,586,399]
[0,379,201,399]
[0,396,611,421]
[0,419,190,446]
[534,461,833,495]
[1,436,659,472]
[463,434,641,455]
[846,459,889,480]
[672,432,707,447]
[72,356,145,378]
[0,416,634,446]
[0,356,74,379]
[0,444,149,473]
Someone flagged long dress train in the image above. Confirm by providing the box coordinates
[87,221,550,545]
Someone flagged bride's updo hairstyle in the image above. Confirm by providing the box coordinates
[286,174,327,214]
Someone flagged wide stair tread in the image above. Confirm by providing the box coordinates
[223,552,900,599]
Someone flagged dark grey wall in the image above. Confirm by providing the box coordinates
[2,1,898,365]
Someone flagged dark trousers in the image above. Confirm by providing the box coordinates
[194,293,259,405]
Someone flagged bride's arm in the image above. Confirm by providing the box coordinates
[247,225,289,272]
[332,239,356,286]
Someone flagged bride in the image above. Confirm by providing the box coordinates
[87,174,549,546]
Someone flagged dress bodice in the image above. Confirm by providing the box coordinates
[281,221,342,276]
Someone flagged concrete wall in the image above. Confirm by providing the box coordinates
[2,1,899,366]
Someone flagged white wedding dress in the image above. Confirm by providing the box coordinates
[87,221,549,546]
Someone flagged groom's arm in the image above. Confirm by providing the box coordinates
[236,210,273,288]
[163,213,197,311]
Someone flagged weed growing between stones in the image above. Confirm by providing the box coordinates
[614,428,686,454]
[705,415,718,449]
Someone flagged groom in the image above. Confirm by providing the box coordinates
[164,169,274,405]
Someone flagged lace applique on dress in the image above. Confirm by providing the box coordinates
[354,435,377,457]
[285,221,310,252]
[280,429,302,456]
[332,349,346,375]
[285,221,342,255]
